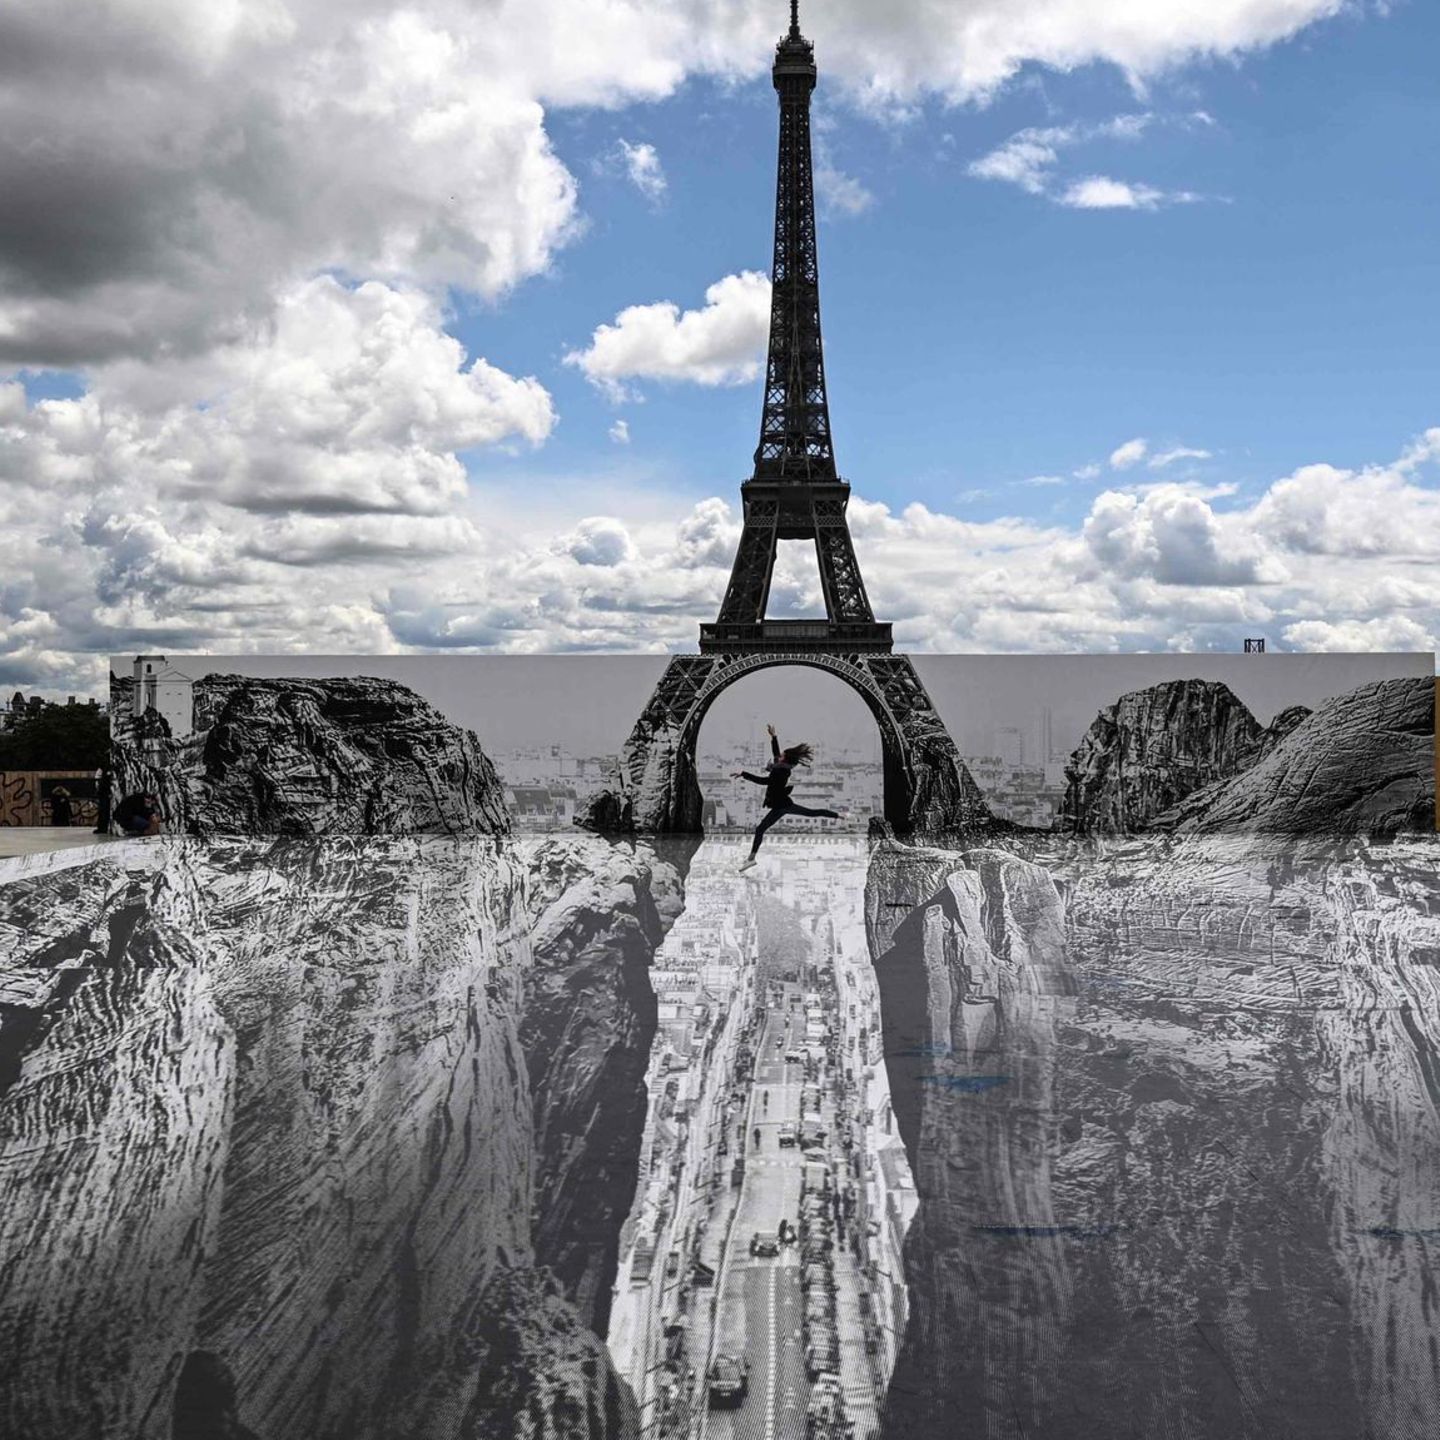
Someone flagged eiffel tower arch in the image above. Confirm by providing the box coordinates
[580,2,998,843]
[582,649,993,838]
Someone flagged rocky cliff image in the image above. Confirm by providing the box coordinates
[6,820,1437,1440]
[7,656,1437,1439]
[110,672,510,837]
[1062,675,1434,836]
[867,830,1440,1440]
[0,835,685,1439]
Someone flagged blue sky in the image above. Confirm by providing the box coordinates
[462,2,1438,525]
[1,0,1438,694]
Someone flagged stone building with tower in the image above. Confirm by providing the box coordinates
[131,655,195,738]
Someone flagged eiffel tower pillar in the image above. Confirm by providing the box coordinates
[581,656,716,834]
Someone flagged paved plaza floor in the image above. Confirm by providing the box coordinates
[0,827,124,860]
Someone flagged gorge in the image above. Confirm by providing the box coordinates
[4,671,1437,1438]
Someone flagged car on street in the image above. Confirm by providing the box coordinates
[631,1238,655,1284]
[807,1375,852,1439]
[778,1123,797,1147]
[785,1049,805,1064]
[708,1353,749,1407]
[802,1161,830,1195]
[805,1343,840,1381]
[750,1231,781,1258]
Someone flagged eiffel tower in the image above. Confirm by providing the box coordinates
[582,0,991,840]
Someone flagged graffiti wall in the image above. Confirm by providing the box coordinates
[0,771,100,827]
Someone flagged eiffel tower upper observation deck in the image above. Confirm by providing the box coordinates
[580,2,996,841]
[699,0,889,657]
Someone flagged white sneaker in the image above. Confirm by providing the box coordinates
[738,857,757,873]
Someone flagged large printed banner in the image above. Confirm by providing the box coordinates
[109,651,1436,837]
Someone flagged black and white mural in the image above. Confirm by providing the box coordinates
[0,651,1436,1440]
[106,650,1435,840]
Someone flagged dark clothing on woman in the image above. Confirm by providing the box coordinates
[49,790,73,826]
[749,798,841,851]
[739,735,839,857]
[740,734,794,807]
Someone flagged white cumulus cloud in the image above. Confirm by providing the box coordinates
[1109,437,1149,469]
[0,0,1349,368]
[1149,445,1213,468]
[815,160,876,217]
[1081,484,1285,586]
[5,427,1440,693]
[615,139,668,203]
[0,4,582,367]
[967,120,1151,195]
[1283,616,1438,652]
[967,113,1209,210]
[969,127,1070,193]
[1060,176,1167,209]
[1252,460,1440,558]
[564,271,773,399]
[0,0,1403,690]
[557,516,637,567]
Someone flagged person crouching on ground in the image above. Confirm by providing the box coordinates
[114,791,163,837]
[731,723,843,872]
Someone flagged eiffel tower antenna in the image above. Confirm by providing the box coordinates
[755,0,832,483]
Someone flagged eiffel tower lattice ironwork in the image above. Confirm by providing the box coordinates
[704,0,879,653]
[580,1,995,841]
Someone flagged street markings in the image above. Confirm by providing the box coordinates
[765,1262,778,1440]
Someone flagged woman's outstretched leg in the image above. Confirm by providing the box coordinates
[784,802,841,819]
[739,806,787,870]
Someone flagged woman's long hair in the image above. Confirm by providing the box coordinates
[782,742,814,767]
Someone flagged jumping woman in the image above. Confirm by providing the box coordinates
[732,723,842,872]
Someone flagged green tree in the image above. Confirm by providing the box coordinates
[0,703,109,771]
